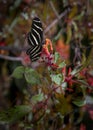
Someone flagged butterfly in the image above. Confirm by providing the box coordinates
[26,17,44,62]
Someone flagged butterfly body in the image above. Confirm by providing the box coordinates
[26,17,43,62]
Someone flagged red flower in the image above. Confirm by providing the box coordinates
[80,68,88,77]
[21,52,31,66]
[89,110,93,120]
[42,38,53,56]
[40,38,58,70]
[0,38,6,46]
[62,67,74,86]
[80,124,86,130]
[55,38,69,60]
[0,42,6,46]
[0,39,7,54]
[87,75,93,86]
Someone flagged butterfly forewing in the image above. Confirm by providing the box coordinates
[26,17,43,62]
[27,17,43,46]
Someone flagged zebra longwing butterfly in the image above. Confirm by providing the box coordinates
[26,17,44,62]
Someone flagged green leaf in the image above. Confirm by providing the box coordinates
[70,68,79,75]
[74,11,84,21]
[72,99,86,107]
[53,29,62,41]
[54,52,60,63]
[66,25,72,44]
[28,112,33,122]
[59,61,66,68]
[77,80,88,86]
[24,68,41,85]
[31,93,44,104]
[80,85,86,97]
[86,96,93,104]
[12,66,25,79]
[72,21,78,32]
[0,105,32,123]
[14,0,22,8]
[50,74,63,85]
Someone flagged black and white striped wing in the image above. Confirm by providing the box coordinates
[26,45,42,62]
[26,17,43,62]
[27,17,43,46]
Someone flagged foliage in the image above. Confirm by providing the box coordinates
[0,105,32,124]
[12,66,25,79]
[0,0,93,130]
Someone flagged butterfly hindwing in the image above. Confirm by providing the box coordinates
[26,45,42,62]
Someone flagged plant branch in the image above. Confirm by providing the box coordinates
[44,8,70,34]
[49,1,62,27]
[0,54,22,62]
[0,46,27,52]
[49,1,59,18]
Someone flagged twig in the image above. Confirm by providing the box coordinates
[86,0,90,15]
[49,1,59,18]
[44,9,70,34]
[0,54,22,62]
[49,1,62,27]
[0,46,27,52]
